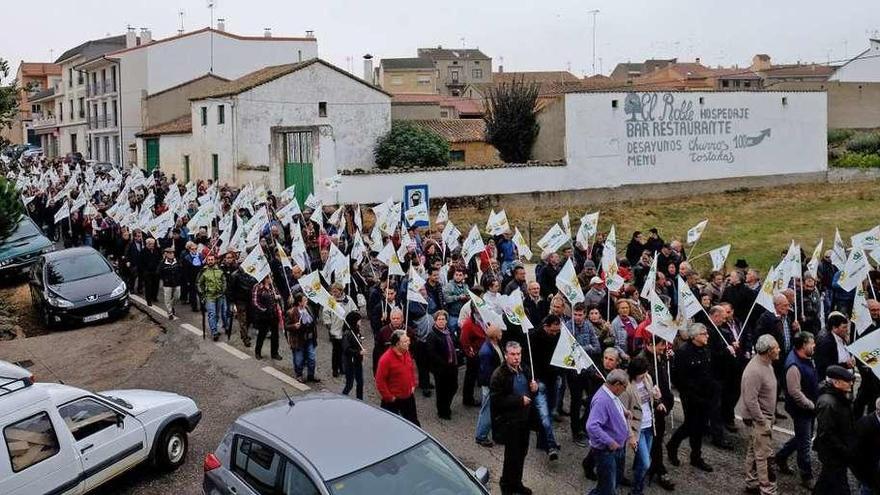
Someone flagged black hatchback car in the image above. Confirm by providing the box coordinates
[29,247,129,329]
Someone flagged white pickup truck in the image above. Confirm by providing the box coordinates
[0,361,201,495]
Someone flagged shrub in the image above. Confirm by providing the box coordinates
[845,132,880,154]
[374,122,449,169]
[827,128,854,145]
[833,152,880,169]
[0,176,23,240]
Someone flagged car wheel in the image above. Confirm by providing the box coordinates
[41,304,54,330]
[157,425,188,470]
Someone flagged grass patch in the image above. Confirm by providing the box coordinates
[438,179,880,274]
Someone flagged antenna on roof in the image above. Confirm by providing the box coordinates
[178,10,185,35]
[282,388,295,407]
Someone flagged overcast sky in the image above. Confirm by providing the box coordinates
[2,0,878,79]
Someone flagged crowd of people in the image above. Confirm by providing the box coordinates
[8,156,880,495]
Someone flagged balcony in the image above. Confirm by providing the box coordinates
[32,114,57,129]
[88,117,117,130]
[87,80,118,98]
[443,76,466,87]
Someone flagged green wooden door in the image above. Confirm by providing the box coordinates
[145,138,160,172]
[283,131,314,206]
[212,154,219,181]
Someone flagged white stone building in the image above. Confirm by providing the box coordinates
[75,26,318,168]
[136,58,391,204]
[830,38,880,82]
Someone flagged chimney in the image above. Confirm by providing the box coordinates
[264,27,272,38]
[305,30,315,39]
[363,54,374,83]
[125,26,137,48]
[216,18,225,32]
[695,57,701,65]
[498,65,504,73]
[140,28,152,44]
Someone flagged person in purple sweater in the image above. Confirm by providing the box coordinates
[586,369,631,495]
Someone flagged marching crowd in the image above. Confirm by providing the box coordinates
[8,156,880,495]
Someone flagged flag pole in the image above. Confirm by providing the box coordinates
[739,296,761,344]
[524,328,536,381]
[687,238,699,259]
[687,250,711,262]
[701,306,731,348]
[799,277,806,321]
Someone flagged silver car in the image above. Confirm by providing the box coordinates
[203,393,490,495]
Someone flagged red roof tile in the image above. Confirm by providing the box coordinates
[136,114,192,137]
[410,119,486,143]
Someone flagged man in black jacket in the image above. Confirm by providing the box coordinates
[813,365,856,495]
[490,341,538,495]
[158,247,181,319]
[142,237,162,306]
[854,300,880,419]
[707,305,737,448]
[755,293,798,411]
[852,398,880,494]
[721,271,756,326]
[230,266,257,347]
[529,314,562,460]
[667,323,716,472]
[523,282,549,330]
[639,338,676,491]
[815,312,854,381]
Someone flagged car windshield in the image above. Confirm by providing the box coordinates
[3,217,40,242]
[46,253,110,285]
[98,393,133,409]
[327,439,484,495]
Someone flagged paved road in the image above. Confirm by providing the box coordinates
[0,283,829,495]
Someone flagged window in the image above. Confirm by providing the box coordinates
[218,104,225,124]
[111,66,117,92]
[103,137,110,163]
[112,100,118,127]
[184,155,191,182]
[282,459,320,495]
[472,69,483,79]
[232,437,282,495]
[450,149,466,162]
[59,102,64,122]
[69,99,74,120]
[611,99,618,109]
[101,69,107,90]
[58,398,118,441]
[449,69,460,82]
[200,107,208,126]
[78,97,85,118]
[94,137,101,160]
[212,154,219,181]
[318,102,327,117]
[4,412,60,472]
[440,110,449,118]
[417,76,431,85]
[390,76,403,85]
[102,102,108,128]
[77,70,83,85]
[721,80,730,88]
[71,133,77,153]
[744,81,751,88]
[113,136,120,166]
[474,60,480,65]
[68,68,73,87]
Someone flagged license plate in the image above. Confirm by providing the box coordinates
[83,312,109,323]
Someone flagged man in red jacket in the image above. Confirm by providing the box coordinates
[376,330,420,426]
[461,312,488,407]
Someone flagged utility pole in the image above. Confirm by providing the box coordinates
[178,10,185,35]
[587,9,600,76]
[207,0,215,73]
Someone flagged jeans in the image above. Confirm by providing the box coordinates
[475,386,492,442]
[342,358,363,399]
[534,381,559,451]
[589,448,624,495]
[632,429,654,495]
[205,298,221,336]
[162,286,179,315]
[217,296,231,334]
[776,414,814,480]
[293,341,316,379]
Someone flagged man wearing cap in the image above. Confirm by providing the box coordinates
[813,364,856,494]
[736,334,781,495]
[585,276,606,308]
[158,247,182,319]
[524,281,549,330]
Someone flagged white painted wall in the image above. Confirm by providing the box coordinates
[830,39,880,82]
[136,134,193,180]
[188,61,390,195]
[333,90,828,204]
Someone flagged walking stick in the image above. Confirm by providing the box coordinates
[200,299,206,340]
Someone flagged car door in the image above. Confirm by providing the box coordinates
[1,406,83,495]
[223,436,324,495]
[57,397,146,492]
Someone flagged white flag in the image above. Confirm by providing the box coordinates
[486,209,510,236]
[755,265,779,312]
[556,258,585,304]
[404,201,429,227]
[512,227,533,260]
[687,219,709,245]
[851,225,880,252]
[276,243,293,270]
[378,202,402,236]
[848,328,880,381]
[831,228,847,270]
[853,285,873,337]
[781,241,802,287]
[461,225,485,265]
[289,222,308,268]
[469,290,507,330]
[353,204,363,233]
[435,203,449,224]
[407,267,428,305]
[601,225,619,286]
[240,245,271,283]
[561,211,571,239]
[838,247,870,292]
[806,239,824,279]
[576,211,600,249]
[677,275,703,319]
[304,193,322,212]
[350,231,367,262]
[54,201,70,223]
[640,253,658,299]
[550,321,597,373]
[279,184,296,203]
[442,221,462,251]
[500,290,533,331]
[321,174,343,192]
[537,223,568,254]
[377,242,405,276]
[300,271,347,319]
[275,197,302,227]
[327,207,344,227]
[322,242,346,281]
[709,244,731,272]
[648,290,679,343]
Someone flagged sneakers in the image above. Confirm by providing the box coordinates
[548,448,559,461]
[573,435,588,448]
[212,334,220,341]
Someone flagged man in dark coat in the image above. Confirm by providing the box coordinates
[141,237,162,306]
[854,300,880,419]
[490,341,538,495]
[523,281,549,330]
[529,314,562,460]
[721,270,756,326]
[852,399,880,494]
[813,365,856,495]
[755,293,798,411]
[815,312,854,381]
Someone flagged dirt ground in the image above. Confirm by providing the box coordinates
[0,283,45,338]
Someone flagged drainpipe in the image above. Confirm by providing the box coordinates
[231,98,237,185]
[116,59,125,170]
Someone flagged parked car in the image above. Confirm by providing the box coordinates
[28,246,129,329]
[0,367,201,495]
[20,147,43,159]
[0,360,34,395]
[92,161,116,174]
[0,216,54,277]
[203,393,490,495]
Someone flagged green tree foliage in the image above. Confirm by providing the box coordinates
[374,121,450,169]
[0,176,24,240]
[0,59,19,149]
[484,78,540,163]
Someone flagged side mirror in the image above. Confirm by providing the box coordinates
[474,466,489,486]
[116,413,125,428]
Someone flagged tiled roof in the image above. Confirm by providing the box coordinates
[391,94,484,115]
[146,73,230,99]
[761,64,836,78]
[54,35,127,64]
[381,57,435,70]
[493,71,579,84]
[191,58,391,100]
[136,114,192,137]
[714,68,763,80]
[19,62,61,77]
[104,28,315,58]
[410,119,487,143]
[417,47,490,60]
